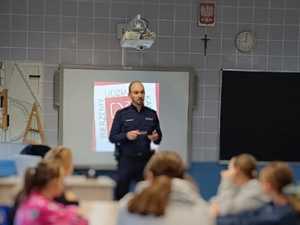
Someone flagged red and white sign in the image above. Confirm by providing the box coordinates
[105,96,131,133]
[198,1,216,27]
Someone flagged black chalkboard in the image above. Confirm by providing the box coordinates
[220,70,300,161]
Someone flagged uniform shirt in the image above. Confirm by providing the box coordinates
[109,104,162,157]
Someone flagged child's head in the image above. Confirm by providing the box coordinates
[44,146,73,176]
[233,153,257,179]
[24,160,64,199]
[259,162,293,195]
[129,152,188,216]
[144,151,185,180]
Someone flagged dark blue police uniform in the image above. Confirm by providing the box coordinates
[109,104,162,200]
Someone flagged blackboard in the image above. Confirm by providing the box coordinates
[220,70,300,162]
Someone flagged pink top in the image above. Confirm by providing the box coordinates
[15,192,88,225]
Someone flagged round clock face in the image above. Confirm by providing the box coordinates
[235,31,256,53]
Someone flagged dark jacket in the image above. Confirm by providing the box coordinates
[217,202,300,225]
[109,104,162,158]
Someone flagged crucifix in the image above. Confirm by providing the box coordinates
[201,34,210,56]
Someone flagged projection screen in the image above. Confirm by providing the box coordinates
[58,66,194,169]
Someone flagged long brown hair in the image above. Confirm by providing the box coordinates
[128,176,172,216]
[23,160,62,196]
[128,151,186,216]
[234,153,257,179]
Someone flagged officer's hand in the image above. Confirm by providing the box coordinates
[147,130,159,142]
[126,130,141,140]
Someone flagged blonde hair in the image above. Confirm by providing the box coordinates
[234,153,257,179]
[44,146,73,176]
[129,151,186,216]
[260,161,293,193]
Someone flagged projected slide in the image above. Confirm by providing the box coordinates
[93,82,160,152]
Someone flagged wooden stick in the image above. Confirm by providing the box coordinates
[0,88,8,129]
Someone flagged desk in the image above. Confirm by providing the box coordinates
[65,176,115,201]
[81,201,118,225]
[0,176,22,204]
[0,176,115,204]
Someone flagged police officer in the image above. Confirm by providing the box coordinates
[109,80,162,200]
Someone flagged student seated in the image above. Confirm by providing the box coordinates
[217,162,300,225]
[116,151,214,225]
[14,160,88,225]
[44,146,79,205]
[9,146,79,225]
[210,154,269,216]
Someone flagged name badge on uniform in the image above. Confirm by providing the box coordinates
[145,117,153,121]
[125,119,134,122]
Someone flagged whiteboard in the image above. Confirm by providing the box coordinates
[58,66,194,169]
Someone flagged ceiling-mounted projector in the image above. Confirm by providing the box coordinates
[120,15,156,51]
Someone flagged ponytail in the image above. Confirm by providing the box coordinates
[128,152,186,216]
[24,167,37,196]
[128,176,172,216]
[22,160,61,198]
[287,196,300,214]
[12,167,37,213]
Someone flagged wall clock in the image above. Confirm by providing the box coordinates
[235,31,256,53]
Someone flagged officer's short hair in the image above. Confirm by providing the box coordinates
[128,80,143,94]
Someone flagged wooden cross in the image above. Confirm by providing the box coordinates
[201,34,210,56]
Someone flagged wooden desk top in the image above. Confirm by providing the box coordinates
[0,176,115,203]
[81,201,118,225]
[0,176,115,187]
[0,176,20,183]
[65,176,115,188]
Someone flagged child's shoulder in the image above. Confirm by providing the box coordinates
[26,193,60,211]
